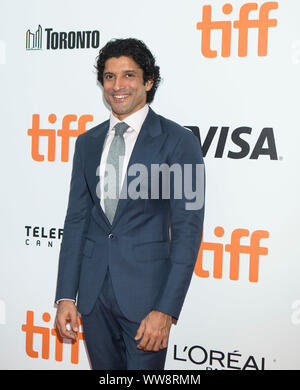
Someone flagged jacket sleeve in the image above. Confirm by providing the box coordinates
[55,135,93,303]
[152,129,205,320]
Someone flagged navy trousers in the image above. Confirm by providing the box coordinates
[81,269,168,370]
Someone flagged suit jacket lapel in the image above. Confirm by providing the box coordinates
[111,107,168,228]
[84,119,112,228]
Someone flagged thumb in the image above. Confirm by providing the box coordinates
[134,320,145,340]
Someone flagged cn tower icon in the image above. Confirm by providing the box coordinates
[26,25,42,50]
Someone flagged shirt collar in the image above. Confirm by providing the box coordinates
[109,104,149,134]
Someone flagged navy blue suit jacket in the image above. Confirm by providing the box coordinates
[55,108,205,322]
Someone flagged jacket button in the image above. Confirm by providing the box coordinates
[108,233,114,239]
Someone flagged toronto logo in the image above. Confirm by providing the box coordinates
[25,25,100,51]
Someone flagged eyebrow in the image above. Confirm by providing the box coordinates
[103,69,138,76]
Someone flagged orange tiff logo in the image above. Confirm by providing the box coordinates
[194,227,269,282]
[196,2,278,57]
[27,114,93,162]
[21,310,84,364]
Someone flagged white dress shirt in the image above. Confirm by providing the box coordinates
[99,103,149,212]
[57,104,149,304]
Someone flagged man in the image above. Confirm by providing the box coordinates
[55,38,205,370]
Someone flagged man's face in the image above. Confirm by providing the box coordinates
[103,56,153,120]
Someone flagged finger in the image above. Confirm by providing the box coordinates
[70,313,78,333]
[143,331,161,351]
[63,324,77,340]
[64,330,77,340]
[151,337,162,352]
[160,336,168,349]
[137,334,150,350]
[134,321,145,341]
[161,327,171,348]
[55,316,64,337]
[56,317,77,340]
[66,320,78,339]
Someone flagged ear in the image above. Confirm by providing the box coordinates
[145,78,154,91]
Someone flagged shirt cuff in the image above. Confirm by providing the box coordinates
[56,298,76,304]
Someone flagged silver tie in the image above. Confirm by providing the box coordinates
[104,122,129,224]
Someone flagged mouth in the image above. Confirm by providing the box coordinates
[112,94,130,103]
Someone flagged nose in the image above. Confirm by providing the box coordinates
[113,75,126,91]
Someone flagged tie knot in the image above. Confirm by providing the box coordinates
[114,122,129,137]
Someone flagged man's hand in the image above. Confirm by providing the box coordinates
[134,310,172,352]
[55,300,78,340]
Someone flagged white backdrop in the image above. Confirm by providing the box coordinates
[1,0,300,370]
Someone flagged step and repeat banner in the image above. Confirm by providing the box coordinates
[1,0,299,370]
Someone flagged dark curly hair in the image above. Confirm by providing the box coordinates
[95,38,161,103]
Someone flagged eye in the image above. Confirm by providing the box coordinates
[104,74,113,80]
[125,73,134,78]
